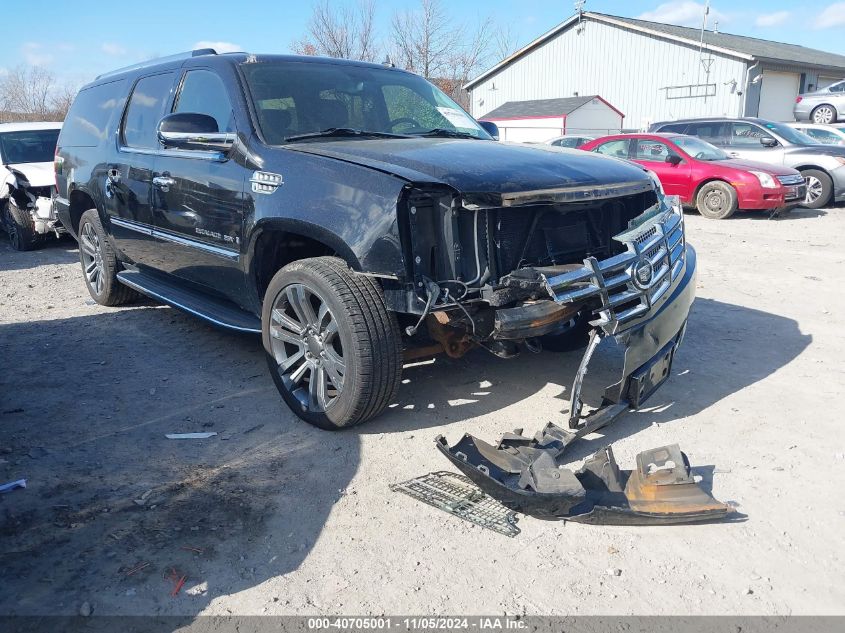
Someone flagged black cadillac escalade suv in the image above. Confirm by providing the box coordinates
[55,50,696,431]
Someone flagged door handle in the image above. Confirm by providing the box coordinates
[153,176,175,192]
[728,152,740,158]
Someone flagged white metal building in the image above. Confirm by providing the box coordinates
[466,12,845,129]
[479,95,624,142]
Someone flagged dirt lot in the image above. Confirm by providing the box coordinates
[1,207,844,618]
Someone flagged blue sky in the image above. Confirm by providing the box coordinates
[4,0,845,86]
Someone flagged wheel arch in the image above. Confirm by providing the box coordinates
[247,218,362,305]
[67,187,99,236]
[811,103,839,121]
[692,177,734,201]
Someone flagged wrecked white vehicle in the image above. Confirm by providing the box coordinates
[0,122,63,251]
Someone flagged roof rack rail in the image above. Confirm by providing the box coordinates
[95,49,218,81]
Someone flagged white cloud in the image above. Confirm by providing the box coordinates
[816,2,845,29]
[755,11,790,27]
[21,42,53,66]
[637,1,728,28]
[192,40,242,54]
[101,42,127,56]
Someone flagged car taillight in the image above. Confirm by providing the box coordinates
[795,96,803,103]
[54,145,62,189]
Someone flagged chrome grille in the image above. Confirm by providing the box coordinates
[776,174,805,186]
[542,202,686,331]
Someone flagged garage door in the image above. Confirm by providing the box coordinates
[758,71,801,121]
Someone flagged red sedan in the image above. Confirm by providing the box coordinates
[579,133,807,219]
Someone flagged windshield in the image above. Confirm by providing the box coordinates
[240,61,491,143]
[759,121,817,146]
[0,129,60,164]
[672,136,728,160]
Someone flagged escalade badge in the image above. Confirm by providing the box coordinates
[632,258,654,289]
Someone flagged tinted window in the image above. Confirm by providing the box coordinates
[122,73,175,148]
[0,129,60,164]
[174,70,234,133]
[685,122,724,142]
[594,139,630,158]
[729,122,769,146]
[829,81,845,93]
[241,62,489,144]
[657,123,688,133]
[59,79,127,147]
[633,139,673,161]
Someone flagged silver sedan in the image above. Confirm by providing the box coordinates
[794,80,845,124]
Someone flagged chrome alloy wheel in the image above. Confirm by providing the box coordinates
[812,106,835,124]
[79,221,105,296]
[269,283,345,413]
[804,175,823,205]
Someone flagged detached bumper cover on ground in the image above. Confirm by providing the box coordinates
[437,202,732,524]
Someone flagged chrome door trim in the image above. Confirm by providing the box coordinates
[109,217,239,260]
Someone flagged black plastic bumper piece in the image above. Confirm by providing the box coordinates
[436,438,733,525]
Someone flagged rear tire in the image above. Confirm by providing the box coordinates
[262,256,402,430]
[800,169,833,209]
[78,209,138,306]
[695,181,737,220]
[3,199,38,251]
[811,104,837,124]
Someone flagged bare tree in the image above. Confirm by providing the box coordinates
[493,24,520,61]
[0,65,81,122]
[391,0,496,107]
[293,0,378,61]
[0,66,56,118]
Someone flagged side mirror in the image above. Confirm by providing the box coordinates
[666,154,683,165]
[157,112,235,152]
[478,120,499,141]
[760,136,778,147]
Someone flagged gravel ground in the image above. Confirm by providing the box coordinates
[1,207,843,618]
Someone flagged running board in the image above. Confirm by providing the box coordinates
[117,270,261,334]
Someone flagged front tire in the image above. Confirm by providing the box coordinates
[811,105,837,124]
[78,209,137,306]
[3,199,38,251]
[800,169,833,209]
[695,181,737,220]
[262,256,402,430]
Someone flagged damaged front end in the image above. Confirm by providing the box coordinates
[401,178,723,522]
[1,167,63,249]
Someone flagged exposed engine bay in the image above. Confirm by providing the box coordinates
[399,183,718,523]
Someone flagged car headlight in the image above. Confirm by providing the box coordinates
[645,169,664,194]
[749,170,778,189]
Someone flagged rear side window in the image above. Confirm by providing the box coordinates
[829,81,845,93]
[174,70,234,133]
[685,122,725,142]
[122,73,175,149]
[594,139,630,158]
[656,123,687,133]
[59,79,127,147]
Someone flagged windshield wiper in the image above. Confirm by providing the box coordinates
[413,128,481,140]
[284,128,410,142]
